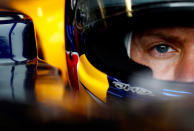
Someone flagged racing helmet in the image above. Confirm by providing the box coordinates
[65,0,194,103]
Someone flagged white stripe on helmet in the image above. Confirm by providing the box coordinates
[124,32,132,58]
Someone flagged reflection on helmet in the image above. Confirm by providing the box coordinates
[65,0,194,103]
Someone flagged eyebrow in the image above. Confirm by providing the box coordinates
[139,31,185,45]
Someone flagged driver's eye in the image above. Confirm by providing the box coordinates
[155,44,170,53]
[148,43,177,58]
[152,43,175,54]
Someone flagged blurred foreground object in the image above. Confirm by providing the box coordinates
[0,0,69,85]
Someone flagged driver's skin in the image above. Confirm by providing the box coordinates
[131,26,194,82]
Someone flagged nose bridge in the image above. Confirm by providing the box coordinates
[175,47,194,82]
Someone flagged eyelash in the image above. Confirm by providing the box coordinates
[148,43,177,58]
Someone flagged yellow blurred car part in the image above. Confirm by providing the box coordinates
[1,0,69,85]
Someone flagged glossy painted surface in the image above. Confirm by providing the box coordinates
[0,12,64,104]
[78,54,109,102]
[0,12,37,101]
[0,13,36,63]
[66,51,79,90]
[0,0,68,84]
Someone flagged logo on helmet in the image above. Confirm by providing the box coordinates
[112,81,154,96]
